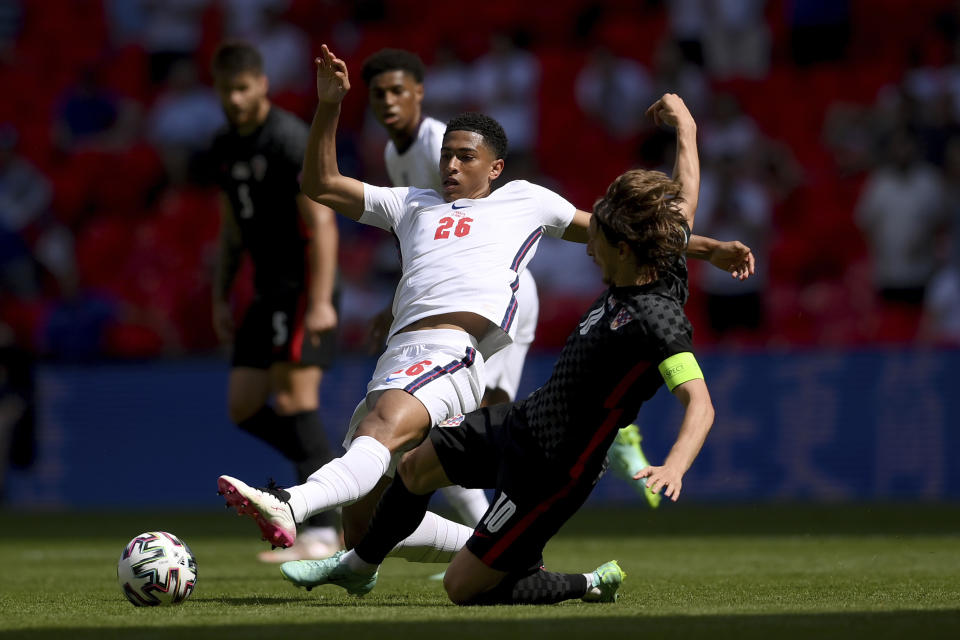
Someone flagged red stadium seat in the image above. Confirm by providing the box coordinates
[104,321,166,359]
[74,217,137,289]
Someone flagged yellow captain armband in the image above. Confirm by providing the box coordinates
[658,352,703,391]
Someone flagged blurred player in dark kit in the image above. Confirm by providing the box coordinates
[209,42,341,562]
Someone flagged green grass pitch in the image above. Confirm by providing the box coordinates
[0,504,958,639]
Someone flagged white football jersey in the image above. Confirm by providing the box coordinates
[384,116,447,192]
[360,180,574,359]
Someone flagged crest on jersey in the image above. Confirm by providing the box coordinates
[438,414,465,428]
[610,308,633,330]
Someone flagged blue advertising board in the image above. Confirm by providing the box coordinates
[4,349,958,507]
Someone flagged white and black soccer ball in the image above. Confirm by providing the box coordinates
[117,531,198,606]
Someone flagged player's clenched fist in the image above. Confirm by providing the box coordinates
[645,93,694,130]
[315,44,351,103]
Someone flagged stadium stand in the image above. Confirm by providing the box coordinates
[2,0,960,359]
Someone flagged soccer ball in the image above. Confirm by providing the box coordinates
[117,531,198,606]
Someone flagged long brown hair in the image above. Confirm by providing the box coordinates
[593,169,687,279]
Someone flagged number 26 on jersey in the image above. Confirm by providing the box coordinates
[434,217,473,240]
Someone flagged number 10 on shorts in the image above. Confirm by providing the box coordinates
[482,493,516,533]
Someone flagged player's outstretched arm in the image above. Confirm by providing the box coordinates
[298,195,339,341]
[302,44,365,220]
[687,235,755,280]
[561,209,592,243]
[635,376,714,502]
[646,94,699,230]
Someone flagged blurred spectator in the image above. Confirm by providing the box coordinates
[935,0,960,48]
[788,0,852,67]
[921,136,960,344]
[104,0,144,46]
[423,44,470,124]
[575,46,654,140]
[856,129,946,306]
[219,0,310,95]
[39,261,181,360]
[700,93,760,162]
[695,155,772,337]
[0,320,36,501]
[873,84,924,151]
[249,7,311,95]
[0,224,35,297]
[652,38,711,119]
[702,0,770,79]
[902,45,944,107]
[222,0,285,39]
[917,92,960,166]
[922,255,960,345]
[666,0,707,67]
[0,127,50,242]
[753,139,804,206]
[0,126,74,298]
[52,68,141,153]
[939,40,960,122]
[0,0,22,63]
[472,31,540,157]
[146,59,225,184]
[140,0,211,84]
[948,138,960,268]
[822,102,875,175]
[40,272,120,361]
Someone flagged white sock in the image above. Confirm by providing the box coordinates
[582,572,601,599]
[340,549,378,576]
[388,511,473,564]
[285,436,392,522]
[439,486,490,527]
[298,526,339,546]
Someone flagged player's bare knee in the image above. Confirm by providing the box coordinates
[357,413,426,453]
[353,419,401,455]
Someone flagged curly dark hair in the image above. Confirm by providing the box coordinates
[444,112,508,159]
[593,169,688,278]
[361,48,425,85]
[211,41,263,78]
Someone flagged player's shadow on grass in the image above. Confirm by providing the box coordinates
[7,609,960,640]
[203,594,442,607]
[194,595,312,606]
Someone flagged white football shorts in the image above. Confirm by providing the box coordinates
[342,328,486,475]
